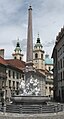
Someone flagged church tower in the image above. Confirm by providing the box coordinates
[26,6,33,66]
[33,34,45,70]
[12,39,23,60]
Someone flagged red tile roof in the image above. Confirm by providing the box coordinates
[0,56,25,71]
[5,59,25,70]
[0,56,7,65]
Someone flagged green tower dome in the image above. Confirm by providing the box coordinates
[15,39,21,52]
[34,33,43,48]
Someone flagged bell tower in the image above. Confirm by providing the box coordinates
[12,39,23,60]
[33,33,45,70]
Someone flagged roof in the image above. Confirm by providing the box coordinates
[0,56,25,70]
[45,58,53,65]
[35,69,46,78]
[34,34,43,48]
[0,56,7,65]
[6,59,25,70]
[45,55,53,65]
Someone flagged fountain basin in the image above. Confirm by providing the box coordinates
[6,96,63,114]
[11,95,51,104]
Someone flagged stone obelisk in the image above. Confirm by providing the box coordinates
[26,6,33,67]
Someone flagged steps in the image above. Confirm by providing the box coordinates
[6,104,20,113]
[42,105,55,113]
[6,103,63,114]
[20,105,41,114]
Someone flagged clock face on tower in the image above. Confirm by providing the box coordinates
[35,60,38,63]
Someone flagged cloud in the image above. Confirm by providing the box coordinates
[43,40,55,47]
[0,25,27,59]
[0,0,23,26]
[0,0,64,60]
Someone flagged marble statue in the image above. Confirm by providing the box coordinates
[19,75,40,96]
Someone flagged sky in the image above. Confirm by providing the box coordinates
[0,0,64,61]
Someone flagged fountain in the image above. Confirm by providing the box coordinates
[6,74,63,114]
[8,74,51,114]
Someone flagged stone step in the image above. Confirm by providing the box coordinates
[6,104,63,114]
[6,104,20,113]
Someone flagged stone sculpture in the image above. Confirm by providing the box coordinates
[19,75,40,96]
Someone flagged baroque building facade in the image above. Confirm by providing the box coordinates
[45,54,53,97]
[52,27,64,102]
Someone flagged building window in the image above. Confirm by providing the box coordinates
[35,53,38,59]
[16,82,19,89]
[61,72,62,81]
[20,57,21,60]
[22,75,24,79]
[45,86,47,89]
[60,59,62,69]
[41,54,43,59]
[17,73,19,79]
[13,81,15,89]
[9,80,11,88]
[20,74,21,79]
[49,87,51,93]
[13,71,15,79]
[49,67,51,71]
[14,57,16,59]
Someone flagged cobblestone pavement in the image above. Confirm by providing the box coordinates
[0,111,64,119]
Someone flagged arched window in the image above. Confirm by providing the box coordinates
[35,53,38,59]
[49,67,51,71]
[14,57,16,59]
[41,54,43,59]
[20,57,21,60]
